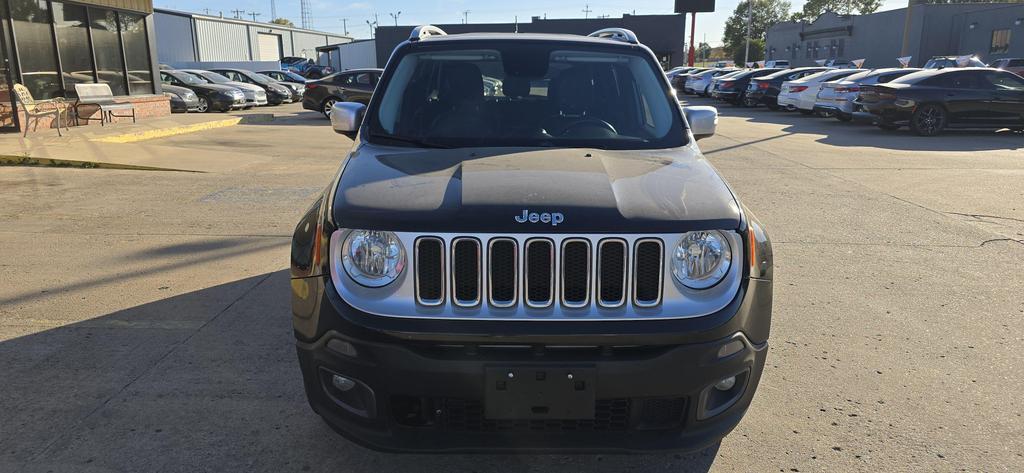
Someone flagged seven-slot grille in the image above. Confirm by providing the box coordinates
[414,236,665,309]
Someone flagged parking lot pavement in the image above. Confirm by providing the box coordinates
[1,102,1022,472]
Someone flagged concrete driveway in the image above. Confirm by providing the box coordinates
[1,102,1021,472]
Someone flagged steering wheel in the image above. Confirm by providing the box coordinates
[559,118,617,137]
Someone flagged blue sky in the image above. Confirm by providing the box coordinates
[155,0,908,46]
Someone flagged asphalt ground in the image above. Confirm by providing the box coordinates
[1,101,1021,472]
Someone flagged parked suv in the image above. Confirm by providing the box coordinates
[290,26,773,453]
[302,68,382,118]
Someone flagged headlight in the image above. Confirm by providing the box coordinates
[671,230,732,289]
[341,230,406,287]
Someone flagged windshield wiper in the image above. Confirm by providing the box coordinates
[367,133,453,149]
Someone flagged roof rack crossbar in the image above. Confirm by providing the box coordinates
[409,25,448,42]
[587,28,638,44]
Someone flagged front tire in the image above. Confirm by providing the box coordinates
[197,97,210,113]
[910,104,947,136]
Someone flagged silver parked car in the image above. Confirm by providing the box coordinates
[813,68,922,121]
[182,69,268,107]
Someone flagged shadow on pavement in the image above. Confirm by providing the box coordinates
[685,96,1024,152]
[1,271,719,473]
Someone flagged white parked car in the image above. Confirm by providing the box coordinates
[777,68,864,114]
[183,69,269,107]
[686,68,739,96]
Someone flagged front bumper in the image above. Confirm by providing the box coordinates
[292,275,772,453]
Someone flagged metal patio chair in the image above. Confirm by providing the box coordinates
[12,84,70,137]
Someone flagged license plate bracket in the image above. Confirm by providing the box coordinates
[484,366,596,420]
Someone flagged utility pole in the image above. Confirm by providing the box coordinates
[514,16,519,33]
[231,9,245,19]
[743,0,753,65]
[389,11,401,26]
[300,0,312,29]
[340,18,349,35]
[270,0,276,20]
[203,8,210,14]
[249,12,260,22]
[462,10,471,24]
[900,0,914,58]
[582,4,593,19]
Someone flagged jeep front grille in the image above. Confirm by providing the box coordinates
[416,235,663,310]
[330,230,744,321]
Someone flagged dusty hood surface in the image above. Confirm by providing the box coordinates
[332,144,740,233]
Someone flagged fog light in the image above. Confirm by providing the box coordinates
[332,375,357,392]
[717,340,744,358]
[714,376,736,391]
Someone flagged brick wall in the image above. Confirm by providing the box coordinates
[15,94,171,133]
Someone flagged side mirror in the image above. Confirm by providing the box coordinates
[331,102,366,138]
[685,105,718,140]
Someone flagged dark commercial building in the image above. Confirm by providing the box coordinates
[373,14,687,69]
[1,0,165,132]
[766,3,1024,68]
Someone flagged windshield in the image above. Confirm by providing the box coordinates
[172,71,206,85]
[255,73,277,84]
[195,71,232,84]
[367,43,685,150]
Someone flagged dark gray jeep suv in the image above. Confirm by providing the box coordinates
[290,25,773,453]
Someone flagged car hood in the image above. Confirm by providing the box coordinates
[332,144,741,233]
[161,84,196,98]
[225,81,263,93]
[189,83,240,94]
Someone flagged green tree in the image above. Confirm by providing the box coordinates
[792,0,883,21]
[722,0,792,65]
[270,18,295,27]
[698,42,713,60]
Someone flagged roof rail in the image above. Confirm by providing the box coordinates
[587,28,638,44]
[409,25,447,42]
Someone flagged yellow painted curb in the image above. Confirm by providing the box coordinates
[90,117,244,143]
[0,155,199,172]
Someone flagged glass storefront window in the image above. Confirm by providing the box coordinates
[11,0,60,99]
[89,7,126,96]
[53,2,94,89]
[119,12,152,95]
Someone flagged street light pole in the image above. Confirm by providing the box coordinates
[744,0,753,65]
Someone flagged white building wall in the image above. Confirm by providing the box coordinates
[194,19,251,61]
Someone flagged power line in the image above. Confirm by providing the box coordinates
[389,11,401,26]
[249,12,260,22]
[582,4,592,19]
[462,10,471,24]
[230,9,245,19]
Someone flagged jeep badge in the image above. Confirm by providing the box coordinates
[515,209,565,226]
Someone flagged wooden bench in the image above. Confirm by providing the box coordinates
[73,83,136,126]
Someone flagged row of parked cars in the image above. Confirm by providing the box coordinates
[672,56,1024,136]
[158,67,309,113]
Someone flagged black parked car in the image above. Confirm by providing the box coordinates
[291,25,773,453]
[745,67,828,109]
[302,68,382,118]
[209,68,293,105]
[712,68,783,106]
[856,67,1024,136]
[259,69,309,85]
[161,83,200,113]
[159,70,246,112]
